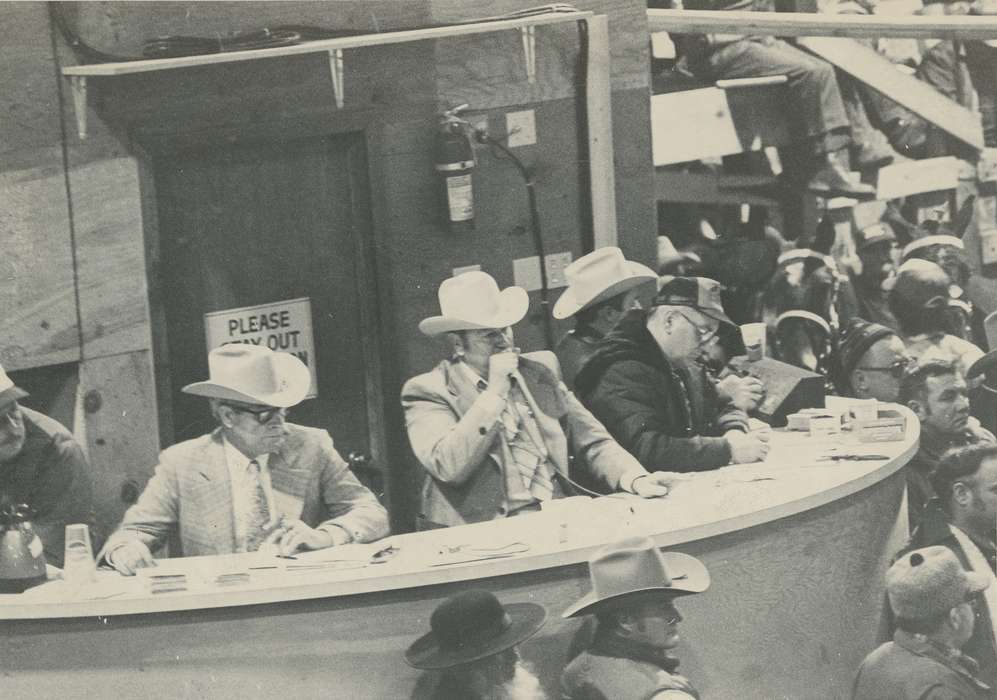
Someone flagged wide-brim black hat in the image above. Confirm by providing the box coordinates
[405,592,546,670]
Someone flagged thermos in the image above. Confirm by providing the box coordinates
[0,503,47,593]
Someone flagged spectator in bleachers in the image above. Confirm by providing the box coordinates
[892,443,997,689]
[552,248,657,390]
[649,0,881,200]
[406,589,548,700]
[889,259,983,378]
[899,360,995,531]
[834,318,911,402]
[575,276,768,471]
[561,536,709,700]
[854,545,991,699]
[839,221,901,333]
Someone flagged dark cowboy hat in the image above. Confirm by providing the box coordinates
[405,590,546,670]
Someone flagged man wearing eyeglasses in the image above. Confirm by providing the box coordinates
[575,277,767,471]
[101,345,388,575]
[0,364,94,568]
[835,318,911,402]
[900,360,996,532]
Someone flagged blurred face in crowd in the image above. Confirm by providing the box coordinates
[616,595,684,652]
[216,400,290,458]
[851,336,911,402]
[647,306,719,364]
[0,401,26,463]
[912,372,971,438]
[952,456,997,543]
[453,327,515,377]
[857,240,898,292]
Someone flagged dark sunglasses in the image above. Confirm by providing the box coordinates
[223,404,287,425]
[855,358,912,380]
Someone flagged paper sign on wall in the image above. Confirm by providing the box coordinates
[204,297,318,399]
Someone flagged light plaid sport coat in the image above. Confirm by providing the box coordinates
[101,424,388,558]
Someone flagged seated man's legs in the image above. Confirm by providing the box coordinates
[701,37,875,198]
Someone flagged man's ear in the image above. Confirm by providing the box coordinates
[907,399,927,421]
[952,481,973,508]
[216,404,235,429]
[852,370,867,394]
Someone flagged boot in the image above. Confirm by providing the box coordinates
[852,137,900,171]
[807,150,876,200]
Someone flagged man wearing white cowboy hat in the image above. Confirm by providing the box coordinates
[405,589,548,699]
[402,271,676,530]
[552,247,657,389]
[0,363,94,568]
[101,345,388,574]
[561,536,710,700]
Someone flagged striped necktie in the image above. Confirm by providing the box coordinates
[243,459,271,552]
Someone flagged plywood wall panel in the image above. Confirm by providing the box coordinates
[0,161,80,371]
[70,157,151,360]
[78,349,160,542]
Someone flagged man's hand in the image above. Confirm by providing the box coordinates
[276,520,345,556]
[108,541,155,576]
[725,429,770,464]
[718,374,765,412]
[486,352,520,398]
[632,471,686,498]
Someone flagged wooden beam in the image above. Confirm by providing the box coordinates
[587,14,618,249]
[62,11,592,77]
[873,155,960,200]
[648,8,997,41]
[652,84,790,165]
[656,169,782,205]
[798,37,984,150]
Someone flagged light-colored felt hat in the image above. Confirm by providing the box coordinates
[563,536,710,618]
[419,271,529,336]
[553,247,657,320]
[182,344,311,408]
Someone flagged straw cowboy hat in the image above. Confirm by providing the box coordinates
[182,344,311,408]
[563,536,710,618]
[553,247,657,320]
[0,364,29,409]
[405,589,547,670]
[419,271,530,336]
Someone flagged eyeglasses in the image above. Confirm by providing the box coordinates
[855,357,913,380]
[674,310,718,345]
[223,404,288,425]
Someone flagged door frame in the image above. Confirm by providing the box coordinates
[136,126,402,521]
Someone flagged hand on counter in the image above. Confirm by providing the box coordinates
[630,471,681,498]
[271,520,349,557]
[108,541,156,576]
[726,429,770,464]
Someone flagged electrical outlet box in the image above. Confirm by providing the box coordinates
[453,264,481,277]
[513,256,542,291]
[506,110,537,148]
[545,252,573,288]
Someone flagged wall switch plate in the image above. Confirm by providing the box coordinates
[981,230,997,267]
[452,264,481,277]
[513,256,542,291]
[506,110,537,148]
[545,252,573,288]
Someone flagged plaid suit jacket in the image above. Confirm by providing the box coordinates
[101,424,388,558]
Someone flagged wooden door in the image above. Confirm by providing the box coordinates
[152,134,382,492]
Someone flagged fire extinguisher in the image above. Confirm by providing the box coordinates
[435,104,476,232]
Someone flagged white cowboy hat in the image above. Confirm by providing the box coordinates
[419,271,529,336]
[0,364,29,409]
[182,344,311,408]
[562,536,710,618]
[553,247,657,320]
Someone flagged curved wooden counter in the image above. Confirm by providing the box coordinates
[0,409,918,699]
